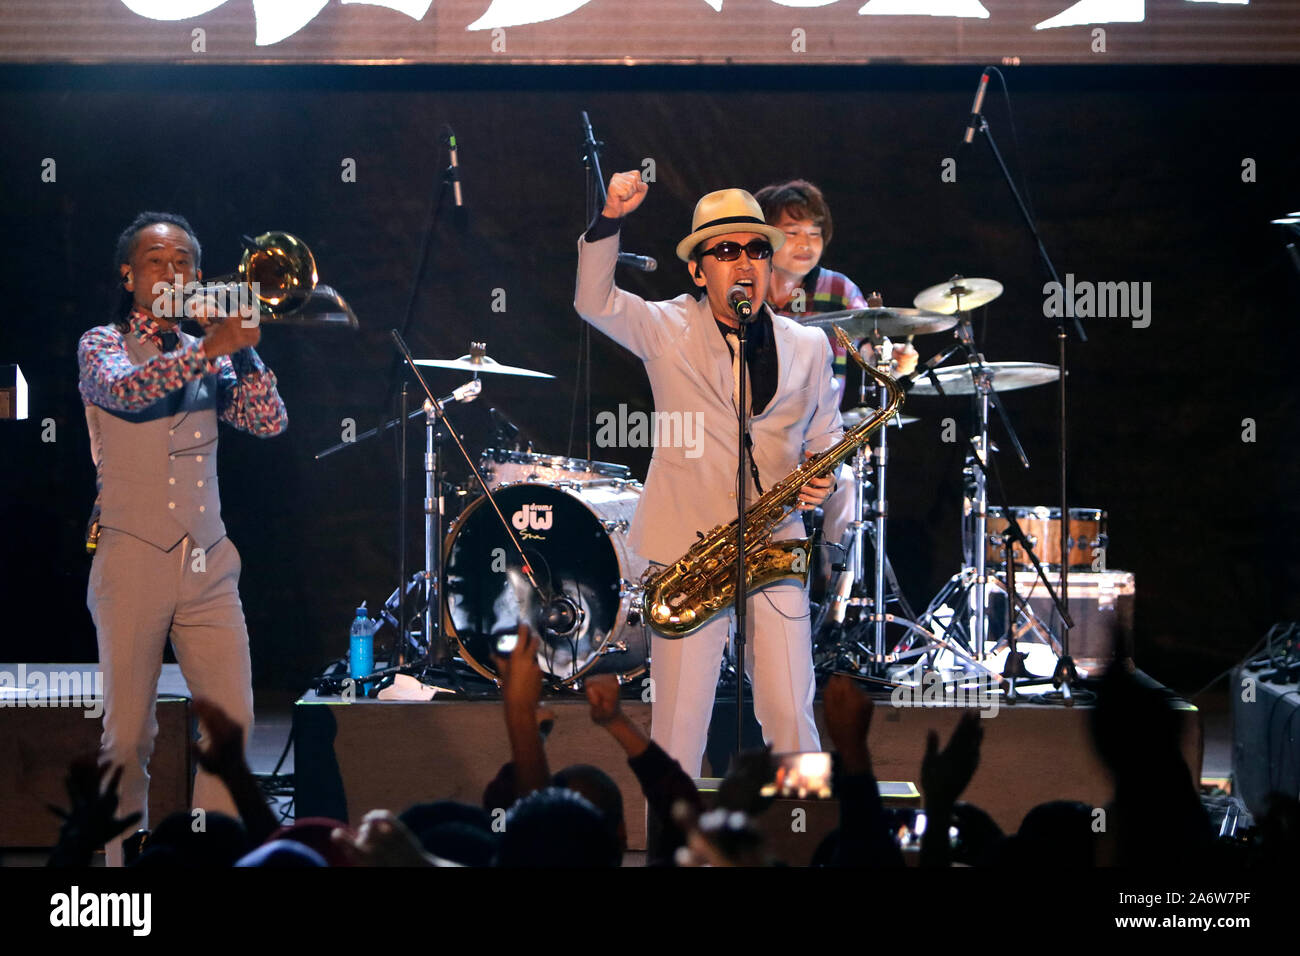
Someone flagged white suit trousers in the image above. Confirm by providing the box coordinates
[649,580,820,778]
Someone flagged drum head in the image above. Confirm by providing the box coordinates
[443,483,637,685]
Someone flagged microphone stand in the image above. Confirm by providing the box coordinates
[971,89,1086,697]
[734,312,751,767]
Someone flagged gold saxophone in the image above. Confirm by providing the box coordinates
[644,326,905,638]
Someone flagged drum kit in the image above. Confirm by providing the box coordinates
[800,274,1105,694]
[318,340,651,694]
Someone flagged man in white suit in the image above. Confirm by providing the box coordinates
[575,171,842,776]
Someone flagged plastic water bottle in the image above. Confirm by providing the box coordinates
[349,602,374,688]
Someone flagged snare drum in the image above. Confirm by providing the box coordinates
[478,448,632,490]
[984,506,1107,571]
[442,480,647,687]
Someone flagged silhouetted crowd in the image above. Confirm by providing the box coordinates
[41,626,1300,868]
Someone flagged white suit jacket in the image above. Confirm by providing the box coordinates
[575,231,844,565]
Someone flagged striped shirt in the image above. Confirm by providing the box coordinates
[768,265,868,378]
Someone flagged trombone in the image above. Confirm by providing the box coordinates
[192,231,358,328]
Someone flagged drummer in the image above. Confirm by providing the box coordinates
[754,179,918,388]
[754,179,917,564]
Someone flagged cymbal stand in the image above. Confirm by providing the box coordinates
[820,339,997,684]
[911,307,1071,680]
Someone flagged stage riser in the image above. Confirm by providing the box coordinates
[0,665,191,849]
[295,693,1203,851]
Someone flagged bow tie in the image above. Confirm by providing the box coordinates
[156,330,179,353]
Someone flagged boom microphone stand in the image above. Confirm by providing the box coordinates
[967,67,1086,697]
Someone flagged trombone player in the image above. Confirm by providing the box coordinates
[77,212,287,864]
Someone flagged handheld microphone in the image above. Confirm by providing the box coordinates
[617,252,658,272]
[962,69,990,145]
[728,285,754,321]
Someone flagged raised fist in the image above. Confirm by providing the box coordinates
[602,170,649,219]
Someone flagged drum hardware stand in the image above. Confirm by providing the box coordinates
[910,298,1034,665]
[968,69,1086,698]
[388,332,556,626]
[917,423,1074,697]
[316,374,484,689]
[816,341,923,680]
[317,334,560,693]
[816,320,1004,687]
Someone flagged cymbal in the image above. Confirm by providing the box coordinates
[802,307,956,338]
[842,405,919,429]
[912,277,1004,314]
[907,361,1059,396]
[413,354,555,379]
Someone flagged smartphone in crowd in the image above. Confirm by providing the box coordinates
[760,751,835,800]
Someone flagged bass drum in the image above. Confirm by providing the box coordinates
[442,480,648,687]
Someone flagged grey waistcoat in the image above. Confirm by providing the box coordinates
[85,326,226,552]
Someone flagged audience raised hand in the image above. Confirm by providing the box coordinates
[191,696,279,847]
[920,712,983,867]
[493,624,550,798]
[46,754,142,867]
[822,674,902,866]
[583,671,702,865]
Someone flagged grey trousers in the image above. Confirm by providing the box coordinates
[87,529,254,866]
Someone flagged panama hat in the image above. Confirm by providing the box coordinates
[675,188,787,263]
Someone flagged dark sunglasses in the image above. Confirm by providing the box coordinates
[699,239,773,262]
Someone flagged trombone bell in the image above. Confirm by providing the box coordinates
[204,231,357,328]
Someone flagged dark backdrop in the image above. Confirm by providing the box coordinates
[1,64,1296,695]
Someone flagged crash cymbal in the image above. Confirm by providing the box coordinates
[912,277,1004,314]
[842,405,919,429]
[803,307,956,338]
[413,353,555,379]
[907,361,1059,396]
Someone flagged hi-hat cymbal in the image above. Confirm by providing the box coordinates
[413,353,555,379]
[803,307,956,338]
[843,406,919,429]
[912,277,1004,314]
[907,361,1059,396]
